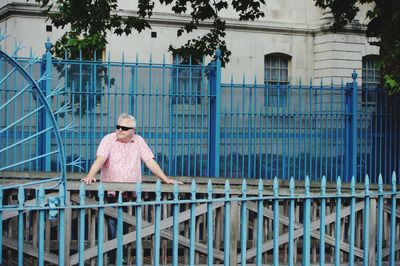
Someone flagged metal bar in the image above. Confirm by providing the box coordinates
[376,175,384,266]
[319,176,326,266]
[349,176,356,266]
[97,183,105,266]
[256,179,263,265]
[224,180,231,266]
[240,179,247,266]
[136,183,143,266]
[172,182,179,266]
[302,176,311,266]
[38,186,45,266]
[153,180,162,265]
[189,180,197,265]
[334,177,342,265]
[79,183,86,266]
[273,178,279,265]
[389,172,397,265]
[363,175,370,266]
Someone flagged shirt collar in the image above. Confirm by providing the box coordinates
[113,132,135,142]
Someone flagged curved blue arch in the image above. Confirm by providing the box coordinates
[0,50,66,189]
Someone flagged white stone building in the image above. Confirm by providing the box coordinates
[0,0,379,85]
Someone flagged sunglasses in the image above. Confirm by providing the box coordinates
[116,125,135,131]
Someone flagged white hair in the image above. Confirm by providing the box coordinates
[118,113,136,128]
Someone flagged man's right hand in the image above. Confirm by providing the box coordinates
[81,176,96,185]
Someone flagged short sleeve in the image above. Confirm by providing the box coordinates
[137,136,154,162]
[96,134,112,159]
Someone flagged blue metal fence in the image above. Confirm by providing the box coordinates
[0,173,399,265]
[1,41,400,182]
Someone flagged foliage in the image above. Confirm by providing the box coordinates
[35,0,266,64]
[315,0,400,94]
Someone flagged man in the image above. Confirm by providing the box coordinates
[81,112,179,186]
[81,112,181,263]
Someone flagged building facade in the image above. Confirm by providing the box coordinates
[0,0,379,85]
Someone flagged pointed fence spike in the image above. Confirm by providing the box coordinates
[224,180,230,194]
[173,181,179,200]
[191,180,196,199]
[207,180,213,194]
[38,185,45,206]
[289,177,295,195]
[351,176,356,194]
[365,174,370,189]
[79,182,85,201]
[207,180,213,203]
[321,175,326,192]
[117,191,123,204]
[392,171,397,187]
[59,182,65,204]
[98,183,105,204]
[136,182,142,200]
[242,179,247,194]
[378,174,383,193]
[336,176,341,195]
[18,186,25,206]
[273,177,279,196]
[155,180,162,201]
[305,176,310,195]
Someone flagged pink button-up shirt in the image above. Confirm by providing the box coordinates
[96,133,154,183]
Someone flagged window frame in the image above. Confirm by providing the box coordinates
[264,53,291,109]
[361,55,380,105]
[171,54,203,105]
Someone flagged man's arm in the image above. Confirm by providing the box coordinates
[81,156,107,184]
[145,158,182,184]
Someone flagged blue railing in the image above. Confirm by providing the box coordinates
[1,41,399,182]
[0,173,399,265]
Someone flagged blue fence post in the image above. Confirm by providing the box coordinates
[189,180,197,265]
[207,180,214,266]
[240,179,247,266]
[345,71,358,182]
[334,176,342,265]
[376,174,383,266]
[136,182,143,266]
[224,180,231,266]
[172,182,179,266]
[209,49,221,177]
[18,186,25,265]
[363,175,370,266]
[389,172,397,265]
[302,176,311,266]
[38,186,45,266]
[97,183,105,266]
[0,187,2,263]
[40,40,52,171]
[256,179,264,266]
[273,177,279,266]
[78,183,86,266]
[319,176,326,266]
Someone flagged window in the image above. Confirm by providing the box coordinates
[362,55,379,104]
[171,54,203,105]
[264,53,291,108]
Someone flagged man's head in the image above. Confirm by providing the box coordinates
[115,113,136,142]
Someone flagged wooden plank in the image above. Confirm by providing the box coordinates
[382,240,400,258]
[384,205,400,218]
[1,192,59,221]
[2,236,58,264]
[243,202,365,261]
[69,199,225,264]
